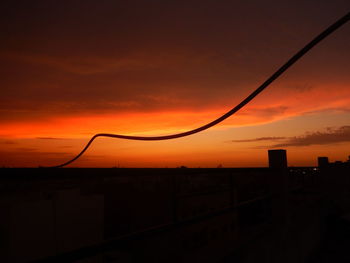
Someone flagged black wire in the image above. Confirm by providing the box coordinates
[47,11,350,168]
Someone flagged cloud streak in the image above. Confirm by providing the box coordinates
[272,126,350,147]
[233,126,350,148]
[36,137,64,140]
[232,137,286,143]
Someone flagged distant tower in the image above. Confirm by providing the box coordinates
[318,157,329,168]
[268,149,287,169]
[267,149,289,244]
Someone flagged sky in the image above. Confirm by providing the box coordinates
[1,0,350,167]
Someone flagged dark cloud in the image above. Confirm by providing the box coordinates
[234,126,350,148]
[0,140,17,145]
[232,137,286,143]
[15,147,37,152]
[36,137,64,140]
[38,151,69,156]
[272,126,350,147]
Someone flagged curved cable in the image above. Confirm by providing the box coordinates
[47,11,350,168]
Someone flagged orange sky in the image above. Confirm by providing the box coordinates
[1,1,350,167]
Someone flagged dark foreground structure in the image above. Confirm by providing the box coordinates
[1,150,349,263]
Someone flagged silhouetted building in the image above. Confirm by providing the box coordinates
[268,149,287,169]
[318,157,329,168]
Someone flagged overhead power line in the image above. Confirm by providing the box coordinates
[46,11,350,168]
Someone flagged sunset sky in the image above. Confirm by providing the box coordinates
[1,1,349,167]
